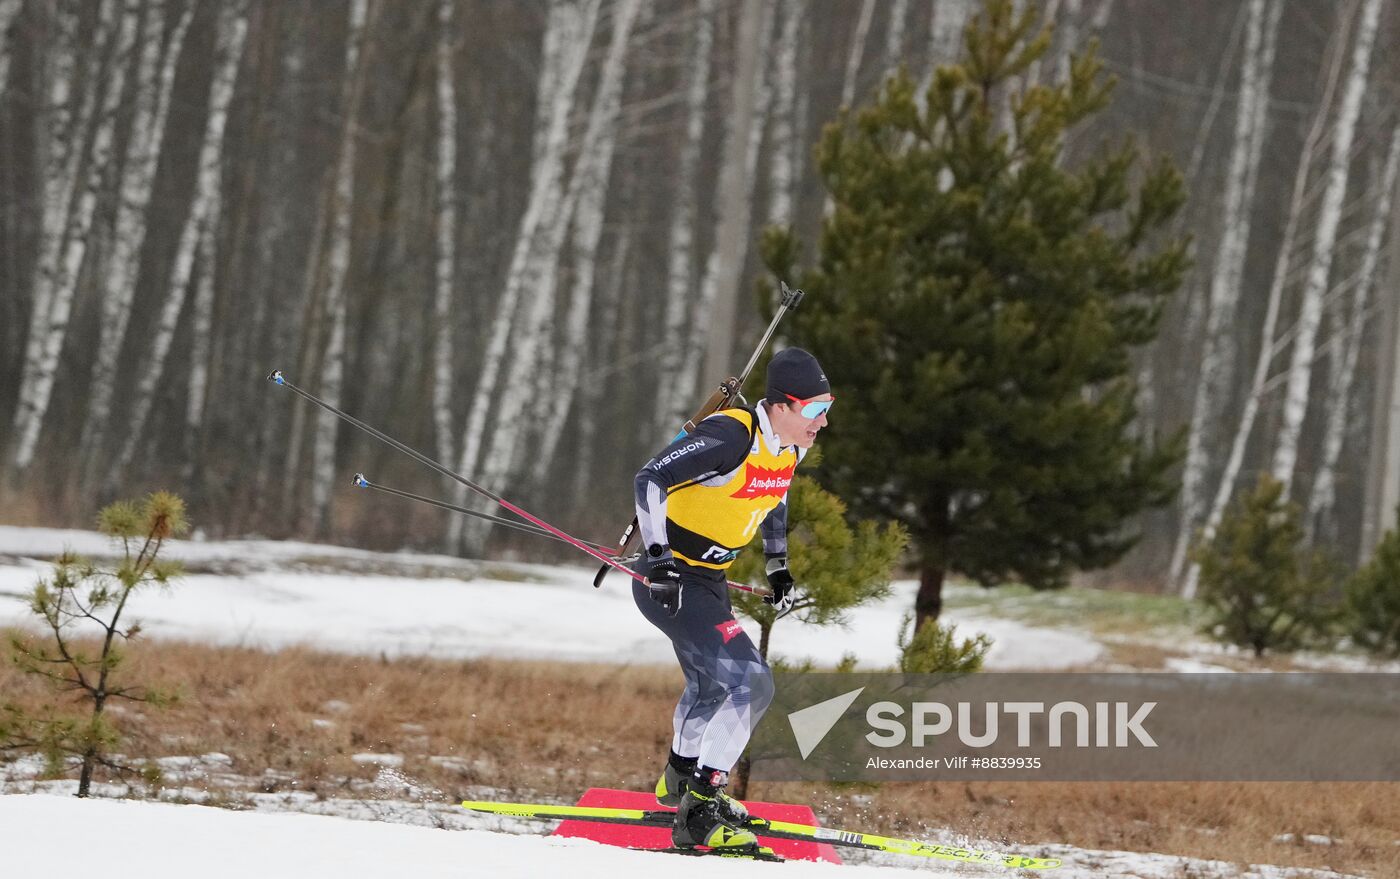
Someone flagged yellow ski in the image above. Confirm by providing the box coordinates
[461,799,1061,869]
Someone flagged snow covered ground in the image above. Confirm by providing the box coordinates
[0,791,1361,879]
[0,525,1103,670]
[0,792,901,879]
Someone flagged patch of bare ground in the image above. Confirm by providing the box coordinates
[1095,639,1175,670]
[1,634,1394,876]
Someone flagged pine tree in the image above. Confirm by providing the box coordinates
[2,493,187,796]
[1347,509,1400,657]
[763,0,1188,627]
[1193,476,1337,658]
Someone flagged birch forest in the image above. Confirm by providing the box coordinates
[3,0,1400,593]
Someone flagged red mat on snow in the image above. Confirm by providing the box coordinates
[552,787,842,864]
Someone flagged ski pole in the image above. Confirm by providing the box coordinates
[350,473,614,552]
[591,281,805,589]
[266,371,769,597]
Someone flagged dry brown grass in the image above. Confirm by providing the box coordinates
[0,489,74,529]
[2,633,1395,876]
[782,781,1399,875]
[1097,640,1175,670]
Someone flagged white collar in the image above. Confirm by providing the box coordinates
[755,402,787,455]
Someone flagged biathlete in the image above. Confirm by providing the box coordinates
[631,347,833,850]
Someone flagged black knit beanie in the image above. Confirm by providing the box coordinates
[765,347,829,403]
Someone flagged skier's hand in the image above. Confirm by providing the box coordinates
[764,556,797,620]
[645,549,683,617]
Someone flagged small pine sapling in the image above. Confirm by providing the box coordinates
[896,613,991,674]
[1192,477,1339,657]
[1346,508,1400,656]
[4,492,188,796]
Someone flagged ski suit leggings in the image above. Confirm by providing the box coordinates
[633,567,774,772]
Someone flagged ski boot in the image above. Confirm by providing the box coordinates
[655,751,694,808]
[671,768,759,851]
[655,752,750,824]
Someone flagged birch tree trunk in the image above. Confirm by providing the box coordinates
[183,192,220,482]
[249,20,306,521]
[652,0,715,435]
[1306,124,1400,540]
[1090,0,1115,30]
[0,0,22,97]
[1168,0,1279,588]
[108,1,249,492]
[791,13,809,197]
[517,0,658,495]
[80,0,194,483]
[840,0,876,111]
[1055,0,1080,82]
[446,0,600,551]
[309,298,349,534]
[917,0,971,130]
[529,0,568,172]
[572,232,631,507]
[279,77,342,507]
[1361,153,1400,562]
[929,0,971,67]
[431,0,458,471]
[1183,3,1249,187]
[309,0,373,537]
[1176,5,1259,416]
[48,5,108,237]
[466,0,642,551]
[533,0,645,474]
[28,3,83,311]
[676,0,777,414]
[1270,0,1381,496]
[1023,0,1060,88]
[1182,24,1349,599]
[741,4,776,218]
[767,0,799,227]
[882,0,910,76]
[11,0,139,476]
[820,0,876,220]
[694,0,769,398]
[10,0,107,476]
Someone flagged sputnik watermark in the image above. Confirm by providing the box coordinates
[753,672,1400,782]
[865,700,1157,748]
[786,687,864,759]
[787,690,1156,759]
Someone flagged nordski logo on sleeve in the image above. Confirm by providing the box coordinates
[730,463,796,499]
[652,439,707,470]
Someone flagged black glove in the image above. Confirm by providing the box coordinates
[764,556,796,619]
[645,545,683,616]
